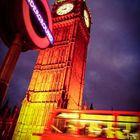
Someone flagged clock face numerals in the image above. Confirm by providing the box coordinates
[56,3,74,15]
[84,10,90,28]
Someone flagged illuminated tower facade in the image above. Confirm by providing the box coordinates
[13,0,91,139]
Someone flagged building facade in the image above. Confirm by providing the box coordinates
[13,0,91,139]
[0,101,19,140]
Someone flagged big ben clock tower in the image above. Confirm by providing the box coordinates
[13,0,91,139]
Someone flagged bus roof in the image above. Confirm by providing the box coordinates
[52,109,140,116]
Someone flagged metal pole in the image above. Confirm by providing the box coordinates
[0,34,22,106]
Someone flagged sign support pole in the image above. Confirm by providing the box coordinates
[0,34,22,107]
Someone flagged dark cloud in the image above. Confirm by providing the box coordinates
[83,0,140,111]
[7,51,38,106]
[0,39,8,65]
[0,0,140,111]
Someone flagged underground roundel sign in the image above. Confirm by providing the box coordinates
[22,0,54,49]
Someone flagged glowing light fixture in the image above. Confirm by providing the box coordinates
[57,113,79,119]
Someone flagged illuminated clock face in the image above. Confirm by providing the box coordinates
[56,3,74,15]
[84,10,90,28]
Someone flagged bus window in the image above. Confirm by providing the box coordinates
[51,118,65,133]
[116,115,140,140]
[80,114,114,121]
[80,113,116,138]
[115,122,140,140]
[51,115,116,139]
[56,112,79,119]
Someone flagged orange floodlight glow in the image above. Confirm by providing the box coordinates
[57,113,79,119]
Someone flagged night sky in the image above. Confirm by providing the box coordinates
[0,0,140,111]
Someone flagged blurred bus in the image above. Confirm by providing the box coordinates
[34,109,140,140]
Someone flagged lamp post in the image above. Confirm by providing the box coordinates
[0,34,22,106]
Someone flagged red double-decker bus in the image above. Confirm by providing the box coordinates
[33,109,140,140]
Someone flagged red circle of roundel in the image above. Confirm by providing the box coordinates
[22,0,53,49]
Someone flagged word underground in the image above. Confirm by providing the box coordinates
[26,0,54,45]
